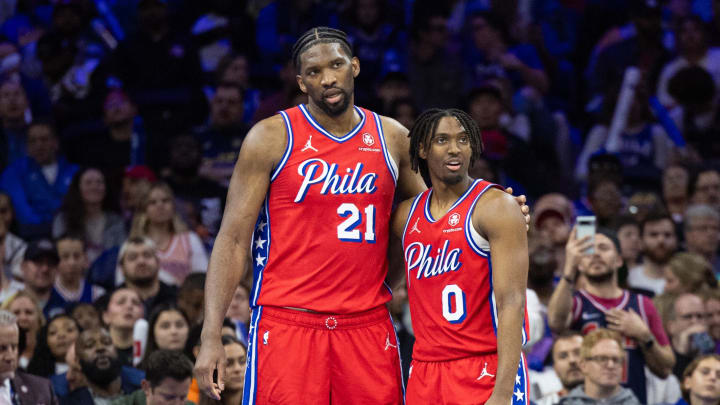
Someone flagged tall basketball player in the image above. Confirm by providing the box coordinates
[392,109,529,405]
[194,27,529,404]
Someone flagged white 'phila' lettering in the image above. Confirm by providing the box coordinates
[404,240,462,279]
[295,158,378,202]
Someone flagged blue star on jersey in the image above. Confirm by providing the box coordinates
[250,201,271,307]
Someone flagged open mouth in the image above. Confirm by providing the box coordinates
[445,159,462,171]
[324,89,343,104]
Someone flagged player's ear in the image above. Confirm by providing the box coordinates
[418,143,428,159]
[351,56,360,78]
[296,74,307,94]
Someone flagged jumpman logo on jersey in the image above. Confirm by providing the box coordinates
[477,362,495,380]
[409,218,421,234]
[301,135,319,152]
[384,332,397,351]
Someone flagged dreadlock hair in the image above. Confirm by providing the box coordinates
[291,27,353,72]
[409,109,484,186]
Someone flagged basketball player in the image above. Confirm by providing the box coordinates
[194,27,528,404]
[392,109,529,405]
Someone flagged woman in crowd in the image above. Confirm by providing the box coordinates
[199,334,246,405]
[678,354,720,405]
[0,192,26,281]
[26,314,79,377]
[68,301,102,331]
[141,302,190,369]
[101,287,144,366]
[664,252,717,295]
[129,182,208,285]
[2,291,44,369]
[53,167,126,263]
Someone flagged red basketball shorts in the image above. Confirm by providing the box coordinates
[406,352,529,405]
[242,305,405,405]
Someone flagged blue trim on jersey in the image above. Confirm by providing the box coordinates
[271,111,294,181]
[373,112,398,184]
[250,199,271,307]
[487,253,498,336]
[423,179,480,223]
[242,306,263,405]
[298,104,366,142]
[387,311,406,403]
[464,181,495,258]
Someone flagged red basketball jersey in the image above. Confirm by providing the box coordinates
[402,179,530,361]
[250,105,396,313]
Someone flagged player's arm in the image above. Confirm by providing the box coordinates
[474,189,528,405]
[194,115,286,399]
[386,198,413,289]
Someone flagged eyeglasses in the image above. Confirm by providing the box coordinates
[586,355,623,366]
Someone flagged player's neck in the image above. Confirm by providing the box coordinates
[430,177,473,205]
[306,101,359,137]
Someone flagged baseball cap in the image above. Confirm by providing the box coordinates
[124,165,156,182]
[533,193,574,229]
[24,239,59,264]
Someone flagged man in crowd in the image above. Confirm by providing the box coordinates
[548,228,675,403]
[118,236,177,315]
[684,204,720,272]
[0,80,30,170]
[665,292,715,378]
[537,332,585,405]
[690,167,720,213]
[558,329,641,405]
[113,350,194,405]
[21,239,59,314]
[627,211,678,296]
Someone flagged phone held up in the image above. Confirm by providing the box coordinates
[576,216,596,254]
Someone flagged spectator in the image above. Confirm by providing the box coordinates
[684,205,720,272]
[225,284,250,347]
[374,72,412,116]
[45,234,104,317]
[2,290,43,370]
[68,302,101,332]
[0,191,27,281]
[690,167,720,213]
[198,334,245,405]
[177,273,204,327]
[162,133,226,248]
[0,120,78,239]
[116,349,194,405]
[537,332,584,405]
[21,239,59,313]
[59,327,144,405]
[704,289,720,347]
[52,167,126,264]
[389,97,418,130]
[120,165,156,228]
[616,215,642,270]
[117,236,178,316]
[663,253,717,295]
[129,182,208,286]
[533,193,574,271]
[101,288,145,367]
[195,81,249,187]
[0,80,29,170]
[558,329,641,405]
[140,303,189,370]
[678,354,720,405]
[0,309,59,404]
[548,229,675,404]
[666,292,715,378]
[628,212,679,296]
[0,236,23,302]
[215,53,260,124]
[587,178,623,230]
[663,164,691,224]
[26,313,79,378]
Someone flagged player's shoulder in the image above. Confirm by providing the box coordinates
[243,114,287,150]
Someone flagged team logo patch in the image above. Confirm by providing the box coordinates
[448,213,461,227]
[362,133,375,146]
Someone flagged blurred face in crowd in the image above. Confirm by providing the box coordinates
[617,223,641,265]
[0,324,18,380]
[377,78,410,107]
[537,214,571,246]
[104,93,136,127]
[469,93,502,130]
[589,181,622,221]
[9,296,40,333]
[103,288,144,330]
[53,4,83,36]
[71,303,101,332]
[80,169,106,206]
[663,165,689,201]
[154,310,189,351]
[424,16,449,49]
[145,187,175,225]
[57,238,88,282]
[552,335,584,390]
[138,1,168,33]
[121,243,160,286]
[684,357,720,403]
[577,234,623,284]
[47,316,79,361]
[144,376,192,405]
[122,177,152,212]
[356,0,380,29]
[226,286,250,323]
[210,86,244,128]
[580,338,625,391]
[686,215,720,257]
[221,56,250,89]
[706,298,720,341]
[178,287,204,326]
[641,219,678,265]
[77,328,122,386]
[693,171,720,210]
[470,15,499,51]
[678,18,706,56]
[669,294,707,337]
[224,341,247,392]
[664,267,683,294]
[393,102,416,131]
[0,81,27,123]
[469,157,497,184]
[27,123,58,166]
[0,194,12,232]
[169,135,201,176]
[296,42,358,117]
[22,257,58,292]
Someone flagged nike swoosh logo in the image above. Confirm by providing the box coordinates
[582,313,601,320]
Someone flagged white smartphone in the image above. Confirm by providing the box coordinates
[576,216,596,254]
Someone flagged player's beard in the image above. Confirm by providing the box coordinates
[316,88,351,117]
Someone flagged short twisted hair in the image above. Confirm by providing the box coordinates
[291,27,353,71]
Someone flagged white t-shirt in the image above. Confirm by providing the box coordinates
[40,162,58,185]
[628,265,666,296]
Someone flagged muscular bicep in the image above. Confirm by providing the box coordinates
[381,115,427,199]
